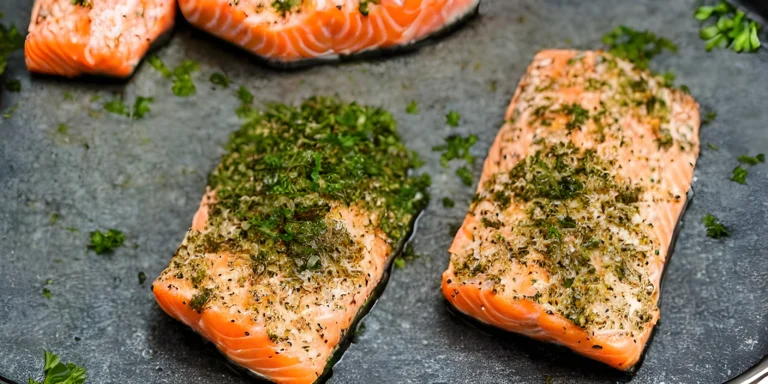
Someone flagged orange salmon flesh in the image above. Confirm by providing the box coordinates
[442,50,700,370]
[178,0,480,63]
[25,0,176,77]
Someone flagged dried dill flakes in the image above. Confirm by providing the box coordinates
[88,229,125,254]
[703,214,730,238]
[601,26,677,69]
[189,287,213,311]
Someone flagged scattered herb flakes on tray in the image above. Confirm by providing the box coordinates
[0,15,24,76]
[601,26,677,69]
[88,229,125,254]
[209,72,231,88]
[406,100,419,115]
[446,111,461,127]
[703,213,730,238]
[433,134,478,167]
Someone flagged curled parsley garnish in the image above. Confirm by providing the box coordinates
[88,229,125,255]
[703,213,730,238]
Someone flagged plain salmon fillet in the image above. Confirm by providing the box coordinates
[179,0,480,65]
[152,97,429,384]
[442,50,700,370]
[25,0,175,77]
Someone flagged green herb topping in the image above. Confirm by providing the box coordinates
[731,166,747,184]
[148,57,199,97]
[358,0,380,16]
[209,72,230,88]
[442,197,455,208]
[132,96,153,119]
[71,0,92,7]
[601,26,677,69]
[5,78,20,92]
[28,350,87,384]
[88,229,125,254]
[394,243,421,269]
[737,154,765,165]
[703,213,730,238]
[446,111,461,127]
[104,96,130,117]
[138,271,147,285]
[272,0,302,16]
[432,134,477,167]
[696,1,761,53]
[406,100,419,115]
[454,142,656,331]
[0,15,24,77]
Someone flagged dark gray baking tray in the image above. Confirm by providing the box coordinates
[1,0,767,383]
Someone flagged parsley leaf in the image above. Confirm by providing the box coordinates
[707,143,719,151]
[456,166,473,186]
[703,213,730,238]
[88,229,125,254]
[432,134,477,167]
[702,111,717,125]
[696,1,762,53]
[132,96,153,119]
[63,92,74,101]
[358,0,380,16]
[5,78,20,92]
[138,271,147,285]
[601,26,677,69]
[209,72,230,88]
[406,100,419,115]
[71,0,92,7]
[662,71,676,87]
[104,96,130,117]
[148,57,199,96]
[237,86,253,104]
[3,103,18,119]
[731,165,748,184]
[737,154,765,166]
[446,111,461,127]
[42,287,52,299]
[0,17,24,77]
[56,123,69,135]
[28,350,87,384]
[441,197,455,208]
[393,243,420,269]
[147,56,172,77]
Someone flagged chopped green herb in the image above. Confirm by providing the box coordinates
[28,350,87,384]
[104,96,130,117]
[65,227,79,233]
[147,56,172,77]
[702,111,717,125]
[456,166,473,186]
[703,213,730,238]
[42,287,52,299]
[601,26,677,69]
[696,1,761,53]
[138,271,147,285]
[71,0,92,7]
[393,257,406,269]
[737,154,765,165]
[731,165,748,184]
[662,71,675,87]
[209,72,230,88]
[406,100,419,115]
[490,80,497,92]
[272,0,302,16]
[50,213,61,224]
[237,86,253,104]
[707,143,719,151]
[88,229,125,254]
[446,111,461,127]
[189,287,213,311]
[442,197,455,208]
[89,95,101,103]
[132,96,153,119]
[432,134,478,167]
[56,123,69,135]
[358,0,380,16]
[394,243,421,269]
[3,103,18,119]
[558,103,590,133]
[63,92,74,101]
[0,17,24,77]
[171,60,199,97]
[680,84,691,94]
[5,78,20,92]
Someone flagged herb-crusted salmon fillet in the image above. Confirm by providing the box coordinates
[25,0,175,77]
[441,50,700,370]
[152,98,429,383]
[178,0,480,66]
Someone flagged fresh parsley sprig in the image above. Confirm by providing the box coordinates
[28,350,87,384]
[696,1,761,53]
[703,213,730,238]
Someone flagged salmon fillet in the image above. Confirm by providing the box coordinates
[25,0,176,77]
[178,0,480,65]
[152,98,429,384]
[441,50,700,370]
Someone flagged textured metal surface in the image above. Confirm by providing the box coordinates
[1,0,767,383]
